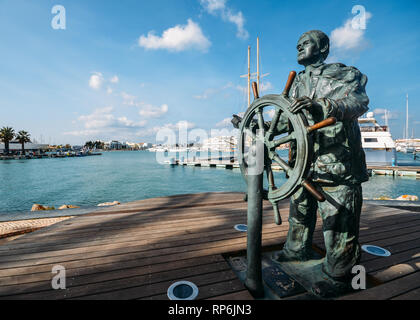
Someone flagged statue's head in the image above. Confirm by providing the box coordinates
[297,30,329,66]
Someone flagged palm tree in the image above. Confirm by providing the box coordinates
[0,127,15,155]
[16,130,31,155]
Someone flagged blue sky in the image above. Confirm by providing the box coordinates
[0,0,419,144]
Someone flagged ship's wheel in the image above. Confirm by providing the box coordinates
[239,72,337,225]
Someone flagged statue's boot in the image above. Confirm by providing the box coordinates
[310,267,352,299]
[310,279,351,299]
[271,249,311,263]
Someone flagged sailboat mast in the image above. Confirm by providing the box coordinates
[405,93,409,140]
[248,45,251,107]
[257,37,260,93]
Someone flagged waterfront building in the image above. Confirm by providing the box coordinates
[108,140,123,150]
[0,142,49,155]
[202,136,237,152]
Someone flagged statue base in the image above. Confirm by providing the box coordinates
[227,249,353,299]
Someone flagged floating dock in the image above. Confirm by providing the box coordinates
[165,158,420,178]
[0,192,418,300]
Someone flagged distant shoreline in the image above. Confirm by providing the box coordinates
[0,152,102,161]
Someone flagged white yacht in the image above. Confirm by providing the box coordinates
[359,112,397,166]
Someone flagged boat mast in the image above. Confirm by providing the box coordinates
[405,93,409,140]
[248,45,251,107]
[241,38,266,107]
[257,37,260,93]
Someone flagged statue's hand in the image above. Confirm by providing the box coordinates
[231,114,242,129]
[290,96,319,114]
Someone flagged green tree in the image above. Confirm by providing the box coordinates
[16,130,31,155]
[84,141,94,149]
[93,141,104,149]
[0,127,15,155]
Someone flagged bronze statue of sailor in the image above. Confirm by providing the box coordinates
[274,30,369,297]
[233,30,369,298]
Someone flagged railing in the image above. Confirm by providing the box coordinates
[360,126,388,132]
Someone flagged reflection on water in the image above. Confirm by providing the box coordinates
[0,151,418,218]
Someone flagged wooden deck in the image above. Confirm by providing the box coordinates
[0,192,418,300]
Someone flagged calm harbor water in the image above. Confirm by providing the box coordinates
[0,151,419,220]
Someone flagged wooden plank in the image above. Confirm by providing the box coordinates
[0,205,405,255]
[372,261,420,283]
[339,271,420,300]
[143,279,250,300]
[391,287,420,300]
[1,259,234,300]
[206,290,254,300]
[70,269,241,300]
[363,249,420,273]
[3,200,399,246]
[361,232,420,263]
[0,232,291,278]
[0,202,402,251]
[0,255,225,288]
[0,192,418,301]
[0,221,284,259]
[313,220,420,252]
[0,229,289,270]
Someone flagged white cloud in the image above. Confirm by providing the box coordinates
[139,104,169,118]
[235,84,247,95]
[200,0,226,13]
[373,108,399,120]
[121,92,140,106]
[135,121,196,138]
[200,0,248,39]
[194,88,217,100]
[264,109,276,118]
[373,108,387,115]
[64,129,103,137]
[329,12,372,57]
[166,120,196,130]
[139,19,211,52]
[225,11,248,40]
[110,76,119,84]
[121,91,168,118]
[194,82,234,100]
[216,117,233,128]
[65,106,147,137]
[107,87,113,95]
[89,72,104,90]
[117,116,147,127]
[260,81,273,92]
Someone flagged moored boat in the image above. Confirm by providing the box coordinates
[359,112,397,166]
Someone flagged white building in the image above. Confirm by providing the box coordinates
[202,136,237,152]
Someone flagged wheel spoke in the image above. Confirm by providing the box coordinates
[271,132,296,149]
[256,108,265,132]
[265,163,275,190]
[269,152,291,174]
[268,109,282,135]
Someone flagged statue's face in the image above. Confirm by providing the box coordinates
[297,34,320,66]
